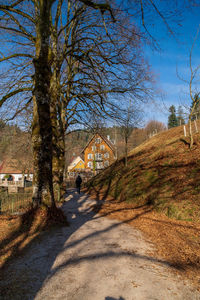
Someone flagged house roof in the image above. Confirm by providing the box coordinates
[68,156,85,172]
[0,159,33,174]
[67,156,85,171]
[81,132,116,154]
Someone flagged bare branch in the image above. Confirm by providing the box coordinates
[0,53,33,62]
[78,0,115,21]
[0,4,35,24]
[0,87,32,108]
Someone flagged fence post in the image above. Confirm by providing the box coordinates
[183,125,187,137]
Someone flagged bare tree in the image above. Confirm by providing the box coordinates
[177,25,200,148]
[145,120,166,138]
[0,1,56,206]
[48,1,154,200]
[0,0,193,205]
[188,27,200,148]
[118,100,143,166]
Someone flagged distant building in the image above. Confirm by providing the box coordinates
[0,159,33,187]
[81,133,116,171]
[67,156,85,173]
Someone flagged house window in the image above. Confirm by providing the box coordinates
[96,162,103,169]
[104,152,109,158]
[88,153,93,159]
[92,145,96,151]
[87,162,92,168]
[100,145,105,150]
[104,161,109,167]
[95,138,101,144]
[95,153,102,160]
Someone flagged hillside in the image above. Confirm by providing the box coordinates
[0,122,32,169]
[88,122,200,221]
[86,122,200,289]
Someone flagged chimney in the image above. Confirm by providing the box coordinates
[107,135,110,141]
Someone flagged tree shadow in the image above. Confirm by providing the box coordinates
[0,188,193,299]
[105,297,125,300]
[0,207,39,266]
[0,188,123,298]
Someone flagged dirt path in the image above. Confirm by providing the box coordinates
[1,189,200,300]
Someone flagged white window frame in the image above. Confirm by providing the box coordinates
[100,144,105,150]
[92,145,96,151]
[95,138,101,144]
[95,153,102,160]
[104,152,109,158]
[87,162,92,168]
[88,153,93,159]
[96,162,103,169]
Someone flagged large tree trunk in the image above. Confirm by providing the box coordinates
[55,102,66,202]
[50,70,65,202]
[57,100,66,201]
[32,0,55,207]
[50,32,66,202]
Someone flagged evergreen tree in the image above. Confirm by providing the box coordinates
[168,105,178,128]
[177,106,185,125]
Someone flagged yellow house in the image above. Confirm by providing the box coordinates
[67,156,85,173]
[81,133,116,171]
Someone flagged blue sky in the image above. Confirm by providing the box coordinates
[143,6,200,125]
[0,2,199,129]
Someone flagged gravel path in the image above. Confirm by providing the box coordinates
[1,189,200,300]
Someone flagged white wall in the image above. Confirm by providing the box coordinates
[0,173,33,181]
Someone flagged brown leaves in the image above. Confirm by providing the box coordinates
[0,205,68,268]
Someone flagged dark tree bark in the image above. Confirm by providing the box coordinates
[32,0,55,207]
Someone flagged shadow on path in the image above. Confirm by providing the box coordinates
[0,188,185,299]
[105,297,125,300]
[0,188,101,299]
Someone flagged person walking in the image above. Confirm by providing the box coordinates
[75,174,82,194]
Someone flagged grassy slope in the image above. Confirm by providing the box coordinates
[88,123,200,221]
[86,123,200,289]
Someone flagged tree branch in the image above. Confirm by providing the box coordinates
[0,5,35,24]
[0,53,33,63]
[78,0,115,21]
[0,87,32,108]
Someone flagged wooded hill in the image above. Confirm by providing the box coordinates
[87,121,200,222]
[0,122,32,172]
[0,120,166,170]
[65,120,166,165]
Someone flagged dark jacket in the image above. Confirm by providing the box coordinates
[75,175,82,187]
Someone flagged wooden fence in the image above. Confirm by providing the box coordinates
[0,192,32,214]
